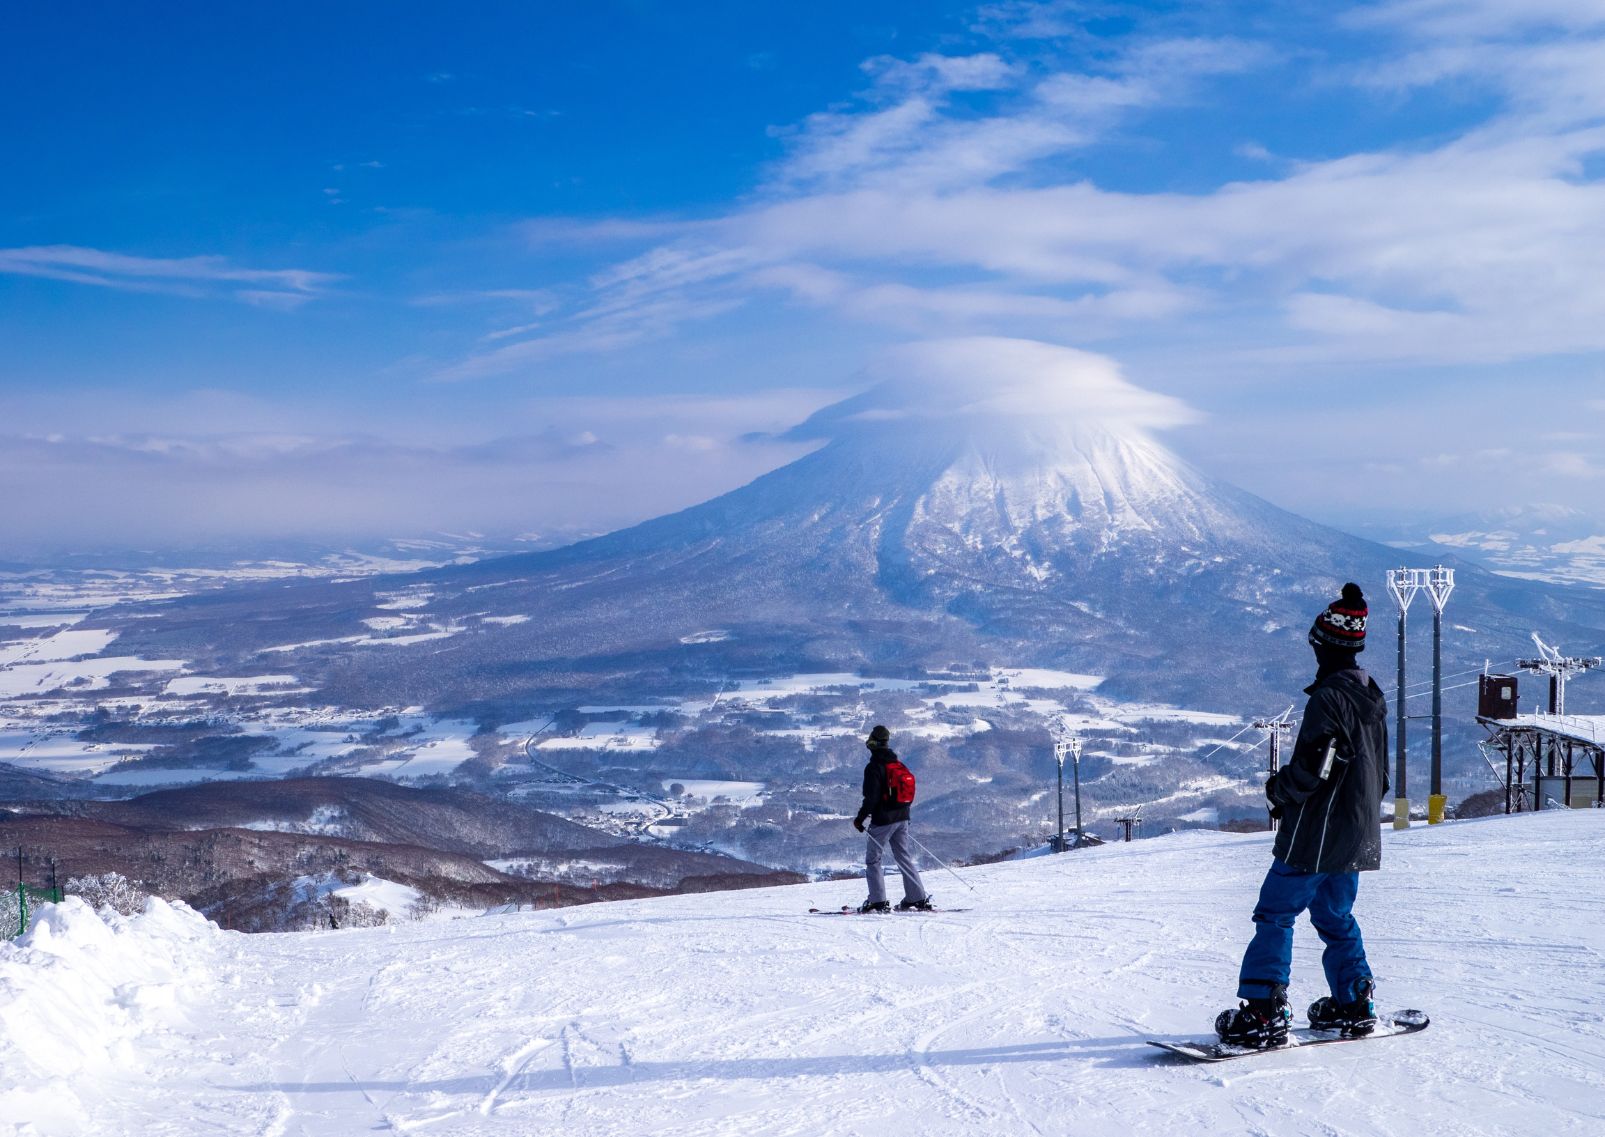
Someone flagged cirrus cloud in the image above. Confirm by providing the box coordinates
[0,245,340,306]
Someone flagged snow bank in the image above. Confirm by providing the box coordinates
[0,896,220,1125]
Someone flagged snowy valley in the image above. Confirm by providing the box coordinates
[8,372,1605,891]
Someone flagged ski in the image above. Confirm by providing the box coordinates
[807,906,971,915]
[1149,1009,1429,1062]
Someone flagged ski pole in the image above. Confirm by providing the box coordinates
[907,833,978,893]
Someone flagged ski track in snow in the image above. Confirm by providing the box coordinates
[12,814,1605,1135]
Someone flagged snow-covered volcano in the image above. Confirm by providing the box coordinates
[783,337,1220,546]
[770,401,1298,600]
[400,340,1441,702]
[112,339,1605,711]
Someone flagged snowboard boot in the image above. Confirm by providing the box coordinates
[1307,978,1376,1037]
[1214,987,1292,1049]
[856,900,891,914]
[896,896,935,911]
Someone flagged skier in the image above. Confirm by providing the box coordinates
[1215,582,1390,1049]
[852,724,932,913]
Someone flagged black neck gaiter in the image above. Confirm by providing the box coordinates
[1313,643,1360,682]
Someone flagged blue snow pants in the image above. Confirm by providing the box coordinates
[1237,859,1372,1003]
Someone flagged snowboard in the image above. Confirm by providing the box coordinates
[1148,1009,1429,1062]
[807,906,972,915]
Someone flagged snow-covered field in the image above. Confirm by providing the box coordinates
[0,652,186,699]
[665,778,765,804]
[7,811,1605,1136]
[0,568,1249,799]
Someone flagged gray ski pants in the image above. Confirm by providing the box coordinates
[865,820,928,905]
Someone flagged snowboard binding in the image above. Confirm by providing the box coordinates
[1214,987,1292,1049]
[1307,978,1377,1037]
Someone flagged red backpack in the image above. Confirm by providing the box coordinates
[883,758,916,805]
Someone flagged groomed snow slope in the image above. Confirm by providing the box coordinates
[8,812,1605,1136]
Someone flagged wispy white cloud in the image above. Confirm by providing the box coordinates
[0,245,339,306]
[767,37,1264,194]
[236,290,319,311]
[411,287,562,312]
[1348,0,1605,152]
[434,293,747,381]
[1352,0,1605,37]
[749,262,1197,335]
[517,216,712,245]
[585,98,1605,369]
[1543,450,1605,478]
[442,2,1605,391]
[444,33,1264,380]
[0,384,838,548]
[972,1,1110,41]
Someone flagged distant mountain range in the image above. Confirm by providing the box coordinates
[1352,504,1605,590]
[0,531,591,574]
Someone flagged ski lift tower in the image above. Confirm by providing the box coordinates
[1424,565,1455,824]
[1253,708,1293,832]
[1049,715,1089,852]
[1479,644,1605,814]
[1517,633,1603,716]
[1112,808,1143,842]
[1385,568,1422,829]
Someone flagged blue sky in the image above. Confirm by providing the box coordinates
[4,0,1605,551]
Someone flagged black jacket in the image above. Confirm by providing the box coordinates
[1268,668,1389,873]
[855,748,911,828]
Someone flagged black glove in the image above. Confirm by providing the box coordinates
[853,818,866,832]
[1265,776,1284,820]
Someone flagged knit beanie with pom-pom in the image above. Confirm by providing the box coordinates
[1309,582,1368,652]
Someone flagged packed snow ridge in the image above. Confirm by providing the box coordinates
[5,810,1604,1136]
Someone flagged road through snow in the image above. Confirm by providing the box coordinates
[8,812,1605,1136]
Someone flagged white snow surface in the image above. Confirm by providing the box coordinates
[163,674,308,697]
[665,778,766,803]
[0,627,116,665]
[0,897,224,1132]
[294,872,424,918]
[0,654,187,698]
[241,805,353,837]
[0,612,88,629]
[8,812,1605,1135]
[536,721,660,752]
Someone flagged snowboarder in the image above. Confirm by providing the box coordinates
[852,725,932,913]
[1215,582,1390,1049]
